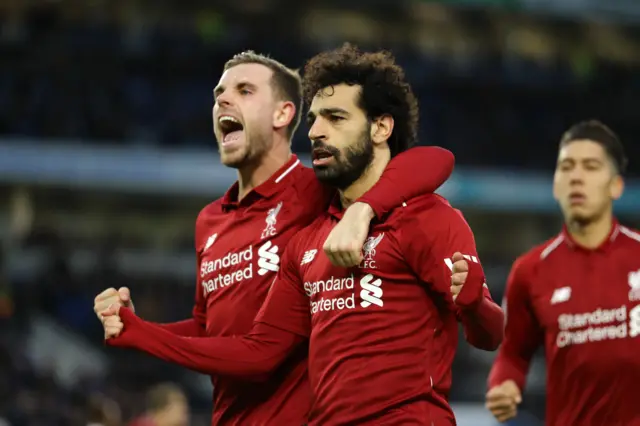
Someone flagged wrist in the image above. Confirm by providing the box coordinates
[348,202,376,221]
[456,292,484,311]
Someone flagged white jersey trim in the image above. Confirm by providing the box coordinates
[274,159,301,183]
[540,234,564,259]
[619,226,640,244]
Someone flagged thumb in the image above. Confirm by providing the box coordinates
[514,392,522,404]
[118,287,131,303]
[452,252,464,262]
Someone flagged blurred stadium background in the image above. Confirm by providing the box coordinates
[1,0,639,425]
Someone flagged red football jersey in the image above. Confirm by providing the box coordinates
[255,194,493,425]
[489,221,640,426]
[173,149,454,425]
[192,155,317,426]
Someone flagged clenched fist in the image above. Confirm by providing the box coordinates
[450,252,469,301]
[101,303,124,339]
[94,287,134,322]
[323,202,375,267]
[485,380,522,423]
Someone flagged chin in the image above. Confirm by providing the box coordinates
[220,150,250,168]
[313,166,342,186]
[567,210,596,226]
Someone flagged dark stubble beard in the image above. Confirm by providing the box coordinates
[312,128,374,190]
[224,130,270,169]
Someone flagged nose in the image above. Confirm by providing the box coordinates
[308,117,326,143]
[216,90,232,108]
[568,166,586,185]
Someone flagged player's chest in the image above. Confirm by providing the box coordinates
[299,225,415,317]
[198,201,303,297]
[530,251,640,346]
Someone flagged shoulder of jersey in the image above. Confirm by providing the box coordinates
[512,234,565,277]
[192,200,224,246]
[197,199,224,221]
[400,193,455,218]
[295,163,316,179]
[289,163,321,193]
[617,225,640,248]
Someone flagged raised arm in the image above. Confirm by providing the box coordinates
[320,146,455,267]
[108,308,303,377]
[358,146,454,218]
[106,244,312,378]
[401,196,504,350]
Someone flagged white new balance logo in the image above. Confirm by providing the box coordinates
[257,241,280,275]
[551,287,571,304]
[301,250,317,265]
[360,274,383,308]
[204,233,217,251]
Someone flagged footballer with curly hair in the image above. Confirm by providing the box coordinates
[103,44,503,426]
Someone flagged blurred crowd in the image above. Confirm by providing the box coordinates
[1,219,211,426]
[0,331,189,426]
[1,1,640,173]
[2,1,640,425]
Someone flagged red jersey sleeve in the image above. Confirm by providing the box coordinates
[488,256,543,391]
[105,234,310,378]
[400,196,503,350]
[107,308,303,378]
[254,237,312,338]
[358,146,454,218]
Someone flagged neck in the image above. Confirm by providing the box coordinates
[339,148,391,209]
[237,137,291,201]
[566,209,614,249]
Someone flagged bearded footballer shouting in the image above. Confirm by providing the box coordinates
[94,50,454,426]
[101,44,504,426]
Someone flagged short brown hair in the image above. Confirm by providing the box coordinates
[302,43,418,157]
[560,120,628,174]
[224,51,302,139]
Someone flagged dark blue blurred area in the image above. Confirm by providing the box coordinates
[2,1,640,425]
[0,2,639,174]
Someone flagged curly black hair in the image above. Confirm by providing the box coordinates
[302,43,418,157]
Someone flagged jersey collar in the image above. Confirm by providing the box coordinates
[562,218,620,252]
[327,193,345,220]
[222,155,301,210]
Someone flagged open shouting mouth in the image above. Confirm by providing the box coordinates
[218,115,244,147]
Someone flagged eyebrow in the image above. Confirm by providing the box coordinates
[306,107,351,121]
[213,81,258,97]
[558,157,604,165]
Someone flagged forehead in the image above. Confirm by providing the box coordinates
[310,84,361,112]
[558,139,607,161]
[218,63,273,88]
